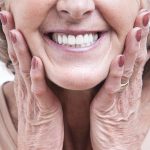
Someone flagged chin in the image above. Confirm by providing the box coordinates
[46,70,108,91]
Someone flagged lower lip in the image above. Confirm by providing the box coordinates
[43,32,108,53]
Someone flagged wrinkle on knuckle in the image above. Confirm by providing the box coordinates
[103,84,116,95]
[17,85,27,100]
[20,69,30,79]
[135,54,147,65]
[123,69,133,78]
[31,86,47,97]
[111,72,122,79]
[13,61,19,68]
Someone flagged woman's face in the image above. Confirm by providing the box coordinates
[8,0,141,90]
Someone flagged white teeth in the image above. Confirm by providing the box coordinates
[62,35,68,44]
[94,34,98,41]
[76,35,84,45]
[51,33,99,47]
[58,35,63,44]
[89,34,93,43]
[84,34,90,44]
[68,35,76,45]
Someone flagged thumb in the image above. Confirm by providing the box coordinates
[30,56,60,112]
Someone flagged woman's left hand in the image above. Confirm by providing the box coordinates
[90,10,150,150]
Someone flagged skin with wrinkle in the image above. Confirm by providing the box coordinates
[3,0,141,90]
[0,0,150,150]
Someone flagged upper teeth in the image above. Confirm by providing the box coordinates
[52,33,99,47]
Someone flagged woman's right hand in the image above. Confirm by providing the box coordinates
[0,11,64,150]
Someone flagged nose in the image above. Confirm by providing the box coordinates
[57,0,95,21]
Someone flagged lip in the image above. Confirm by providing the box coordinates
[43,31,108,53]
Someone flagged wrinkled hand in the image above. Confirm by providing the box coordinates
[90,10,150,150]
[0,11,64,150]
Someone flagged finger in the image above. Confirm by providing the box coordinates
[92,55,124,113]
[135,10,150,28]
[0,11,21,86]
[123,27,141,79]
[9,29,32,89]
[30,56,59,113]
[121,29,143,111]
[135,10,150,62]
[0,12,28,114]
[0,11,19,71]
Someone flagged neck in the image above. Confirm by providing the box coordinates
[48,80,100,111]
[48,81,100,149]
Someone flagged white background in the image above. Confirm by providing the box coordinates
[0,61,150,149]
[0,61,14,84]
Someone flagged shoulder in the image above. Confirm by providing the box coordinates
[2,81,18,130]
[0,81,17,149]
[2,81,15,102]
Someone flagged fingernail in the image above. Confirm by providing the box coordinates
[136,28,142,42]
[31,56,38,70]
[9,31,17,44]
[119,55,125,67]
[0,13,7,25]
[143,13,150,26]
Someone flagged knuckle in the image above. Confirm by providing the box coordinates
[31,72,42,81]
[136,54,147,65]
[123,69,133,78]
[31,86,47,96]
[13,61,19,68]
[16,46,26,55]
[126,49,137,58]
[20,69,30,79]
[103,84,116,95]
[111,72,122,79]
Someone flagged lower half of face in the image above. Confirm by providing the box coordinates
[11,0,140,90]
[23,31,123,90]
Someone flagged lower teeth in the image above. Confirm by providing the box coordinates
[55,42,95,48]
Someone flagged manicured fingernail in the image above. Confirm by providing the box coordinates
[136,28,142,42]
[0,13,7,25]
[31,56,38,70]
[119,55,125,67]
[9,31,17,44]
[143,13,150,26]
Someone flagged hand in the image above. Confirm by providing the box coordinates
[0,11,64,150]
[90,10,150,150]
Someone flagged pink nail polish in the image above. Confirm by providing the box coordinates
[119,55,125,67]
[0,13,7,25]
[31,57,38,69]
[31,57,36,69]
[143,13,150,26]
[136,29,142,42]
[9,31,17,44]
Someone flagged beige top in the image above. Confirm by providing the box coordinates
[0,83,17,150]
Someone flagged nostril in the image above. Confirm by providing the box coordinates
[60,10,70,14]
[83,10,92,16]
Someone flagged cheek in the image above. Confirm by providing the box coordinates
[10,0,56,31]
[95,0,139,37]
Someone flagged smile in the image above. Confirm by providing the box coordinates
[43,30,108,52]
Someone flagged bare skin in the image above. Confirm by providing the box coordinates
[3,61,150,150]
[0,1,150,150]
[3,80,98,149]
